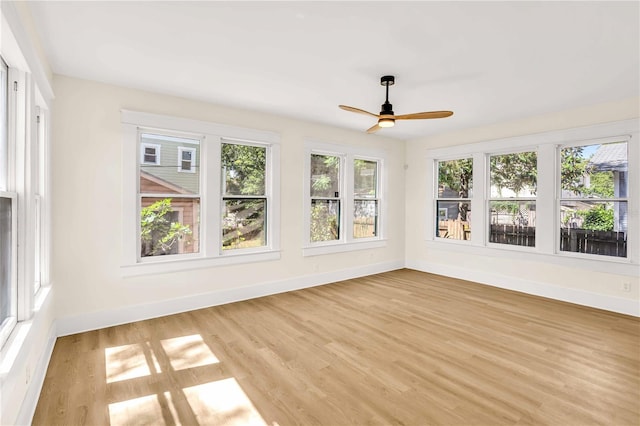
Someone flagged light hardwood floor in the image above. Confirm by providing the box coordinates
[33,269,639,425]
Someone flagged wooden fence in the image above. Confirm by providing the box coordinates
[489,225,627,257]
[560,228,627,257]
[489,224,536,247]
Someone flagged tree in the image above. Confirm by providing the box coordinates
[221,144,267,248]
[490,152,538,195]
[140,198,192,256]
[438,158,472,221]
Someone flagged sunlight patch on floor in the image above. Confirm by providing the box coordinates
[160,334,219,371]
[108,392,178,425]
[183,378,268,425]
[105,342,161,383]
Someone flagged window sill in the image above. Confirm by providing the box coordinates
[425,239,638,276]
[303,239,387,257]
[121,250,281,277]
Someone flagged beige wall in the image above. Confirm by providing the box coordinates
[51,75,406,322]
[405,97,640,306]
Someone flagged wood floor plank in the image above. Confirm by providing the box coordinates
[33,269,640,425]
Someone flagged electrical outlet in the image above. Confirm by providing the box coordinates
[622,281,630,292]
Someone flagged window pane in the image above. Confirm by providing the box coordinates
[311,154,340,198]
[354,200,377,238]
[140,197,200,258]
[489,201,536,246]
[310,199,340,242]
[354,160,377,199]
[437,158,473,198]
[222,143,266,196]
[436,200,471,240]
[561,142,627,199]
[222,199,266,250]
[490,152,537,197]
[560,200,627,257]
[140,134,199,195]
[1,197,13,324]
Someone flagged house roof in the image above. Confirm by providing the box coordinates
[588,144,628,172]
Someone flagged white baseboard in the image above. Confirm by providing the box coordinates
[57,260,405,336]
[15,322,57,426]
[406,260,640,317]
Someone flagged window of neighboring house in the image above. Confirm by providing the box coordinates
[489,151,537,247]
[435,158,473,240]
[353,159,379,239]
[140,142,160,165]
[178,146,196,173]
[560,141,628,258]
[310,153,342,242]
[222,141,267,250]
[139,133,200,258]
[304,142,386,255]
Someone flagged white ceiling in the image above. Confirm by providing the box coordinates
[28,1,639,140]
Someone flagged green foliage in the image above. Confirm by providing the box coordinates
[438,158,472,198]
[581,205,614,231]
[140,199,192,256]
[311,154,339,195]
[583,171,614,198]
[490,152,537,195]
[560,147,587,194]
[310,203,338,242]
[222,143,266,195]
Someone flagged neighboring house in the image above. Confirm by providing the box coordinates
[587,143,628,232]
[139,134,201,255]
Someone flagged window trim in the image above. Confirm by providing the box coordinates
[121,110,280,276]
[425,118,639,276]
[434,156,473,242]
[303,141,387,257]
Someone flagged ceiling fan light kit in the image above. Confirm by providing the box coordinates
[339,75,453,134]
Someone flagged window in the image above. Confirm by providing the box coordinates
[426,119,638,275]
[178,146,196,172]
[353,159,379,239]
[0,57,16,347]
[310,153,341,242]
[122,110,280,274]
[0,56,50,348]
[560,141,628,258]
[435,158,472,240]
[304,141,385,255]
[222,142,267,250]
[489,151,537,247]
[140,142,160,165]
[139,133,201,258]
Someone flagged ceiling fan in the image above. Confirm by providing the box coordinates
[339,75,453,134]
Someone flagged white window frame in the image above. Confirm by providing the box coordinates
[177,146,196,173]
[0,60,52,349]
[140,142,160,165]
[433,156,474,242]
[303,140,387,257]
[0,191,17,348]
[425,119,639,277]
[121,110,281,277]
[557,136,630,260]
[486,148,538,250]
[353,156,381,240]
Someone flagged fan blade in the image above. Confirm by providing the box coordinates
[339,105,379,118]
[395,111,453,120]
[366,123,381,134]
